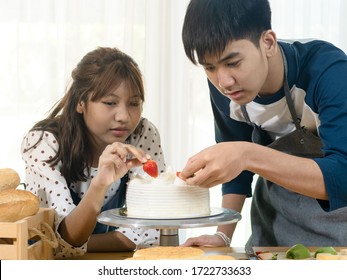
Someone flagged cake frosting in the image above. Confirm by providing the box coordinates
[126,168,210,219]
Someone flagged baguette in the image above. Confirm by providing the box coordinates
[0,189,40,222]
[0,168,21,191]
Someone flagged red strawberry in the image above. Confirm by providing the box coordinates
[143,160,158,178]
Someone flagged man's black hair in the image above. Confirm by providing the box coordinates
[182,0,272,64]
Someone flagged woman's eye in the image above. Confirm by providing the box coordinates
[130,101,141,107]
[103,101,116,106]
[129,97,142,107]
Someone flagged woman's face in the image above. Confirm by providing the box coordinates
[77,82,142,150]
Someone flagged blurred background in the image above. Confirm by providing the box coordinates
[1,0,346,246]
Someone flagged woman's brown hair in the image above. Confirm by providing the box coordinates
[25,47,145,184]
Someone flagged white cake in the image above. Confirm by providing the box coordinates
[126,169,210,219]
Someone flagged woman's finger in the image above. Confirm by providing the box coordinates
[125,158,144,170]
[123,144,149,163]
[106,142,149,163]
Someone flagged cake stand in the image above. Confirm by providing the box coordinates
[97,207,241,246]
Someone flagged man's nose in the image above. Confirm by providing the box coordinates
[217,70,235,90]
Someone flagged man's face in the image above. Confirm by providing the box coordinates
[200,39,270,105]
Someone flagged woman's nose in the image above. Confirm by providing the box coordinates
[115,104,129,122]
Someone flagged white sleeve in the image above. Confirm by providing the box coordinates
[21,130,87,258]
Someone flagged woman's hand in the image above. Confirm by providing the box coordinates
[181,234,227,247]
[59,142,149,246]
[94,142,149,190]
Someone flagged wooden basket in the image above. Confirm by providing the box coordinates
[0,208,56,260]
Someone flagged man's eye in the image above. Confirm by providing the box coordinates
[227,60,241,68]
[204,66,215,72]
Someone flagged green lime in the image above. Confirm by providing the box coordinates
[314,247,337,258]
[285,243,311,259]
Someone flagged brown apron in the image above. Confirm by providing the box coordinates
[240,55,323,158]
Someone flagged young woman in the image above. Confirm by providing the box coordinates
[21,47,166,258]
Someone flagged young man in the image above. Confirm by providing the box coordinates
[180,0,347,247]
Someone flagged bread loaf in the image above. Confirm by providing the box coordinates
[0,168,21,191]
[0,189,40,222]
[133,246,205,260]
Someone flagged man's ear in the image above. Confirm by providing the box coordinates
[262,30,277,57]
[76,101,85,114]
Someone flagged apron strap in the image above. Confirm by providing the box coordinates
[241,45,302,131]
[240,105,252,125]
[280,46,302,131]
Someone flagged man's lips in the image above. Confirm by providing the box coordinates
[224,90,243,99]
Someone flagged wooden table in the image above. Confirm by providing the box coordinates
[60,246,347,260]
[62,247,248,260]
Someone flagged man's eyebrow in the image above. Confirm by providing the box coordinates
[200,51,240,66]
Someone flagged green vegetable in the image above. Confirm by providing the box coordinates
[314,247,337,258]
[285,244,311,259]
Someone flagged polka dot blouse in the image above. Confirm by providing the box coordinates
[21,118,166,258]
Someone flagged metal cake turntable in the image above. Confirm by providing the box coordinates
[97,207,241,246]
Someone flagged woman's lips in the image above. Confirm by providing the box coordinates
[110,128,129,137]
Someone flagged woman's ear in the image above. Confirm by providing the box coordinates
[76,101,85,114]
